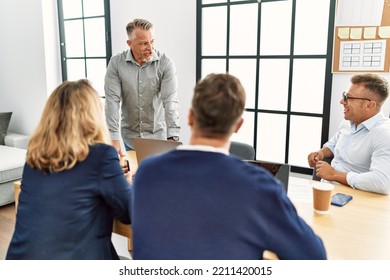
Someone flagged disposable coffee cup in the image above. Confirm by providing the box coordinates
[312,182,334,214]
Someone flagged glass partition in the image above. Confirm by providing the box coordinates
[291,59,327,114]
[258,59,290,111]
[294,0,330,55]
[197,0,335,173]
[202,6,227,56]
[260,1,292,55]
[229,59,257,109]
[229,3,258,55]
[58,0,111,97]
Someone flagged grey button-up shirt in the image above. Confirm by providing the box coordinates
[104,49,180,149]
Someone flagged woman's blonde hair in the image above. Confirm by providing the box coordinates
[27,79,110,172]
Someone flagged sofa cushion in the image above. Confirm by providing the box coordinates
[4,132,29,149]
[0,145,26,184]
[0,112,12,145]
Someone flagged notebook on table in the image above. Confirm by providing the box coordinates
[245,160,290,193]
[132,138,183,164]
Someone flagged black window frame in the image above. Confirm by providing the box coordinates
[57,0,112,92]
[196,0,336,174]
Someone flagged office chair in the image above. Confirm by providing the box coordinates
[312,156,333,181]
[229,141,255,160]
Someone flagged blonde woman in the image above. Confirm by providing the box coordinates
[6,80,131,260]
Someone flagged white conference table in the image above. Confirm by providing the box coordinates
[287,176,390,260]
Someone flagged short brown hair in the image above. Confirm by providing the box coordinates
[192,73,246,137]
[126,18,153,38]
[351,73,389,104]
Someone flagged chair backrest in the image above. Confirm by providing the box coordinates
[312,156,333,181]
[229,141,255,160]
[246,160,290,193]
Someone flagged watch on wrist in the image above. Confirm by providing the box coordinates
[168,136,179,141]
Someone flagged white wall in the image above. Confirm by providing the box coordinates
[42,0,62,96]
[110,0,197,144]
[0,0,52,135]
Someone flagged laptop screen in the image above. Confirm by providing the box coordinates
[245,160,290,193]
[132,138,182,164]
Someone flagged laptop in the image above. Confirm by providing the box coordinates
[245,160,290,193]
[132,138,182,164]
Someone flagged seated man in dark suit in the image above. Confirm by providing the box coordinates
[132,73,326,260]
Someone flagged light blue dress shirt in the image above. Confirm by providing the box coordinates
[324,112,390,195]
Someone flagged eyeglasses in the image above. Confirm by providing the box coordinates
[342,92,371,103]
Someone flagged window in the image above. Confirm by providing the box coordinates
[197,0,336,173]
[57,0,111,97]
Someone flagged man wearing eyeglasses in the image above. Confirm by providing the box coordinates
[308,73,390,195]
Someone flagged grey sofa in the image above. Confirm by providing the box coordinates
[0,132,28,206]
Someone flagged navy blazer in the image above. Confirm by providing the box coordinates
[6,144,131,260]
[132,149,326,260]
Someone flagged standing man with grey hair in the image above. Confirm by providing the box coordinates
[105,18,180,155]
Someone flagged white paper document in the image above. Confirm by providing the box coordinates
[336,0,384,27]
[339,39,386,71]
